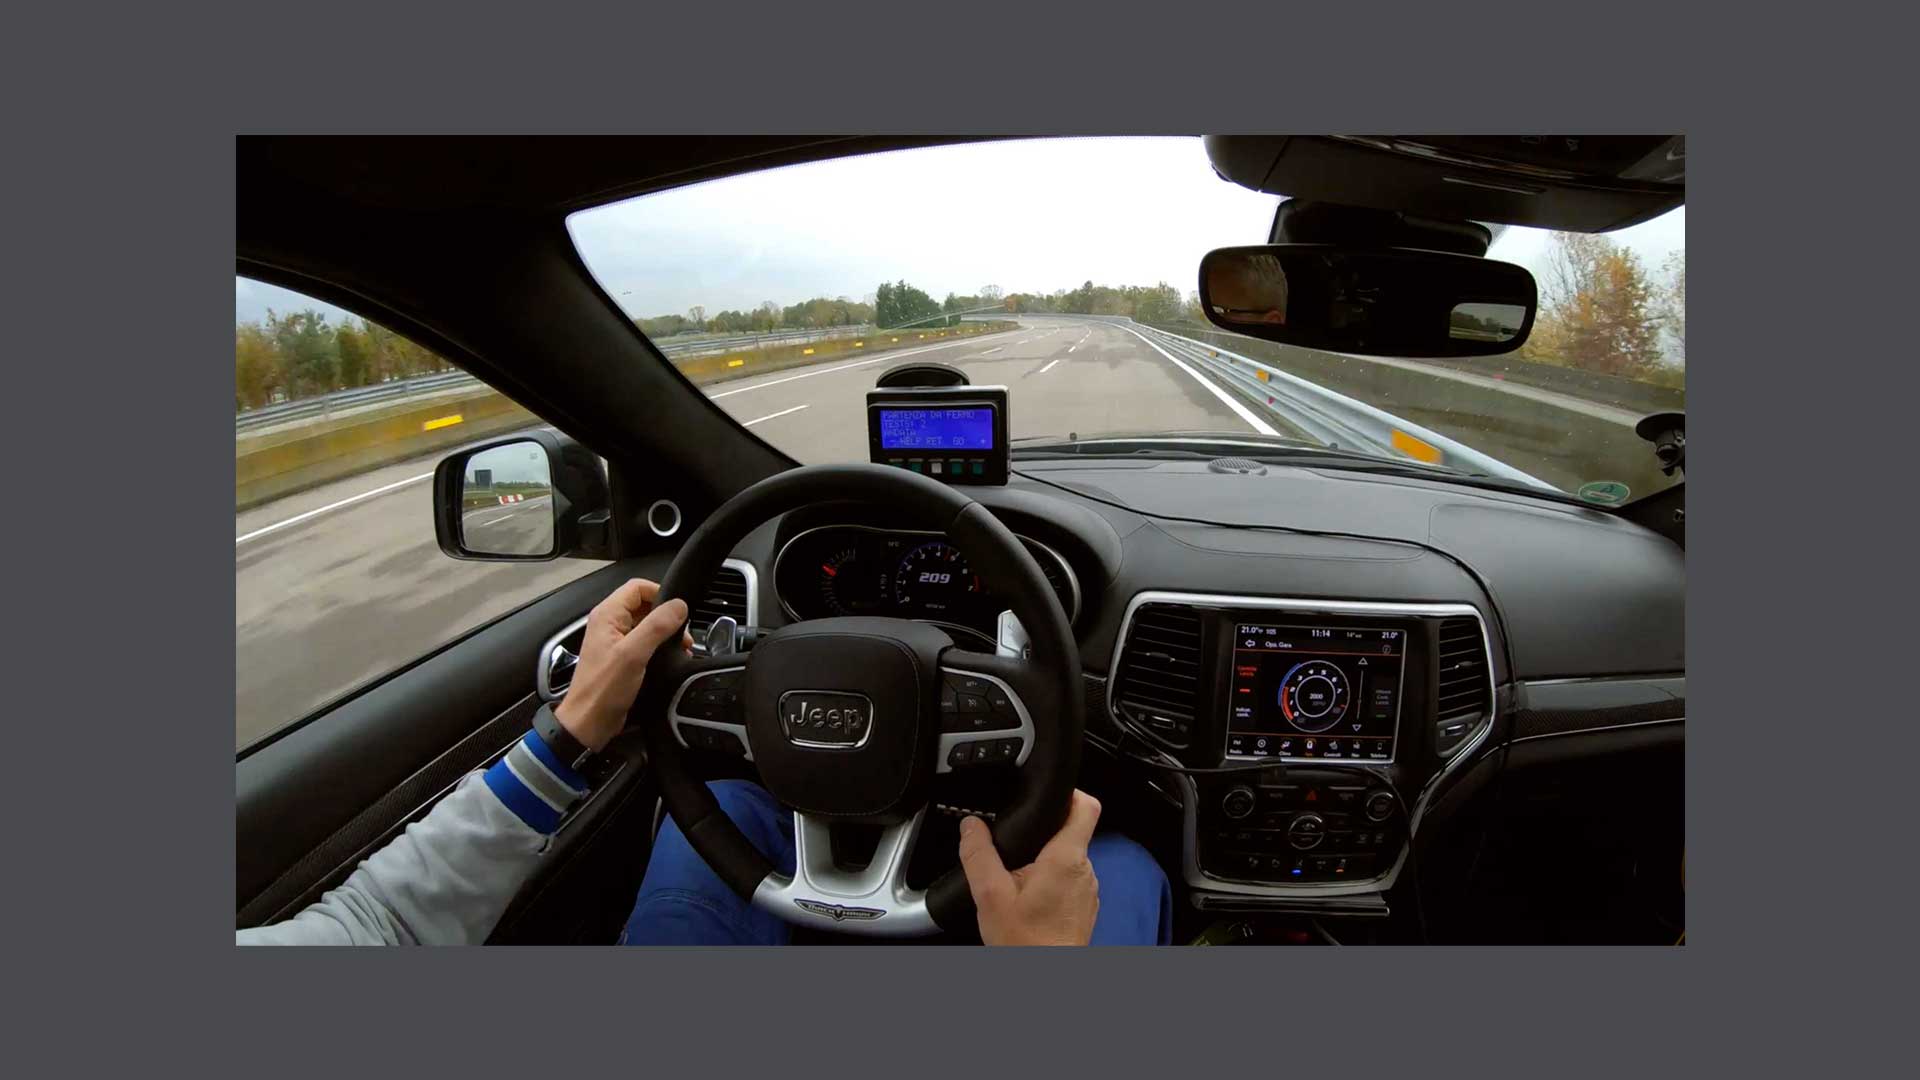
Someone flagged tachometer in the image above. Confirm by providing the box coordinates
[818,545,885,616]
[1279,660,1353,734]
[893,541,980,615]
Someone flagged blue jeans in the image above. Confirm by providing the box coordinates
[623,780,1172,945]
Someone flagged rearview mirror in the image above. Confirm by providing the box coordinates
[432,430,611,561]
[1198,245,1537,357]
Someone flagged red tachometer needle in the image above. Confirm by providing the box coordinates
[821,564,837,577]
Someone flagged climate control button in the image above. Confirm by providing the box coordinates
[1287,813,1327,850]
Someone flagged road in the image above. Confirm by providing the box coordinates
[234,317,1273,748]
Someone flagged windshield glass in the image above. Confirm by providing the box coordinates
[567,137,1685,504]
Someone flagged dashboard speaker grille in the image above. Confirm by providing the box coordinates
[1436,616,1490,723]
[689,565,750,646]
[1113,603,1203,742]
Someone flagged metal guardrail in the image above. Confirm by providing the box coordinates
[1091,317,1558,491]
[235,324,880,432]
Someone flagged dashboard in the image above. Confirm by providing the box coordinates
[772,524,1079,647]
[717,454,1685,915]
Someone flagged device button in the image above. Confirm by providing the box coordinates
[1364,790,1397,822]
[1221,786,1256,820]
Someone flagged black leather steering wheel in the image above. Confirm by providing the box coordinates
[631,464,1083,936]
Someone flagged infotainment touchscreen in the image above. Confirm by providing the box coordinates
[1226,622,1406,763]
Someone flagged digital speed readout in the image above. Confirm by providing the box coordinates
[1226,623,1407,763]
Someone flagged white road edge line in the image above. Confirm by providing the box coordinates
[1037,357,1062,374]
[742,403,810,426]
[1116,324,1280,437]
[236,471,435,546]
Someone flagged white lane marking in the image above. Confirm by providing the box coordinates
[707,333,1006,399]
[742,403,810,426]
[236,471,434,545]
[982,346,1002,355]
[468,508,521,527]
[1116,324,1280,437]
[1037,357,1062,374]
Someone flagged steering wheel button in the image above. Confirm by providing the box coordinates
[954,676,992,696]
[957,692,988,714]
[947,743,974,768]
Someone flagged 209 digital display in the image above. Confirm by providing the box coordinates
[1226,622,1406,763]
[876,407,995,451]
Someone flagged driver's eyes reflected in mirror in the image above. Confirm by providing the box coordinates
[459,441,555,557]
[1449,302,1526,343]
[1206,252,1290,326]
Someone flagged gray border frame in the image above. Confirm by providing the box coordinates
[28,1,1901,1071]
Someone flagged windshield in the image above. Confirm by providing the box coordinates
[567,137,1685,504]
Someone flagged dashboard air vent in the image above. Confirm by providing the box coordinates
[689,564,751,648]
[1436,616,1490,723]
[1113,604,1204,744]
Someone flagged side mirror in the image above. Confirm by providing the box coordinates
[1198,244,1537,357]
[433,430,611,561]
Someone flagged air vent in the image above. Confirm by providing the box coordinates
[1436,616,1490,723]
[1113,604,1204,744]
[689,564,751,648]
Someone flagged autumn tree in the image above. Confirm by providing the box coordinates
[335,322,372,388]
[236,323,281,410]
[1526,234,1664,377]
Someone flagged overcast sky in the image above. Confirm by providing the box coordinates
[238,137,1684,325]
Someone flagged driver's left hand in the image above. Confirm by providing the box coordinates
[554,578,692,751]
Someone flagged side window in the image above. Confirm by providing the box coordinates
[235,276,598,750]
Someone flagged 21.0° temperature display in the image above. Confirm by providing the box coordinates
[1226,623,1407,763]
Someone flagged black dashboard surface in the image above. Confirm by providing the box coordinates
[731,458,1682,682]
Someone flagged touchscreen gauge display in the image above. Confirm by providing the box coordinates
[1226,623,1406,763]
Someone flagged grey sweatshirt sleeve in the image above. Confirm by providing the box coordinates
[237,731,590,946]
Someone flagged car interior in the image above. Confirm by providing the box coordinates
[236,135,1685,945]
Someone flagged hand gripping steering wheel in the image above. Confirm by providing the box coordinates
[631,464,1082,937]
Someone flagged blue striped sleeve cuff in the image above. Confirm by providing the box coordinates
[482,731,591,835]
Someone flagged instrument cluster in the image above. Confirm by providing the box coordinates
[772,525,1078,644]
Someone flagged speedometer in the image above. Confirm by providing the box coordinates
[893,541,980,615]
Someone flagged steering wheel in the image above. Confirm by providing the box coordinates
[630,464,1083,937]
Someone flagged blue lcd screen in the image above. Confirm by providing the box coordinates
[877,407,995,451]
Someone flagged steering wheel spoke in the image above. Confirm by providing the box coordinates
[653,649,754,761]
[936,652,1038,774]
[750,808,936,935]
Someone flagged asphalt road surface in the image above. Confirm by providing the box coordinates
[234,317,1272,748]
[462,494,555,556]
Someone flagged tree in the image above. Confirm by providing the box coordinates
[236,322,282,410]
[1657,250,1685,364]
[979,284,1003,304]
[335,322,372,388]
[688,305,706,331]
[1526,234,1664,378]
[268,309,340,395]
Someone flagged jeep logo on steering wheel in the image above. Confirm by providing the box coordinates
[777,690,874,749]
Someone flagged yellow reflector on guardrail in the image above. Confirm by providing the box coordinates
[891,337,899,342]
[854,341,864,347]
[802,348,814,355]
[422,414,464,431]
[1391,429,1442,464]
[1256,369,1269,382]
[727,358,745,367]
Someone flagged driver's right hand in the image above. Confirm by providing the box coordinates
[958,790,1103,945]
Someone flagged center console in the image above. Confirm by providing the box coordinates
[1107,592,1496,907]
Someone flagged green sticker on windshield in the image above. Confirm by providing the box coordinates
[1577,481,1631,505]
